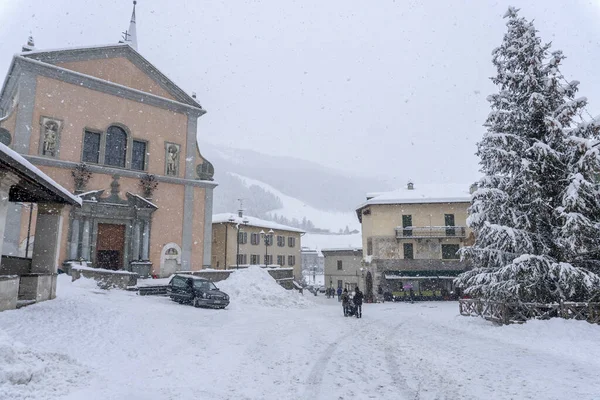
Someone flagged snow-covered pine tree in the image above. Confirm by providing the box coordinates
[455,7,600,303]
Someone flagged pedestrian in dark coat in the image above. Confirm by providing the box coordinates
[353,287,364,318]
[341,288,350,316]
[337,287,342,301]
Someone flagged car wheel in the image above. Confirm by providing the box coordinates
[193,297,201,308]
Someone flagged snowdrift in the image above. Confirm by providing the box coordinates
[217,266,311,309]
[0,328,88,400]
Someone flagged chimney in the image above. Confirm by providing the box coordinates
[238,209,243,218]
[407,181,414,190]
[192,92,197,99]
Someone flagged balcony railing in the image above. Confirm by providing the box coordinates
[395,226,466,239]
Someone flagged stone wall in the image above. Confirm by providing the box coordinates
[71,267,138,289]
[176,270,234,282]
[18,273,56,301]
[0,275,19,311]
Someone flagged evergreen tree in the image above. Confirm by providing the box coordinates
[455,7,600,303]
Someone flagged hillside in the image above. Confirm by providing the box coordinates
[202,141,390,232]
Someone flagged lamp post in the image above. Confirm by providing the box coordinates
[229,215,249,270]
[260,229,274,266]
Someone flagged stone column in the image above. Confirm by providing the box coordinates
[141,221,150,260]
[69,218,80,260]
[31,203,64,274]
[81,218,91,260]
[132,221,141,261]
[0,178,14,265]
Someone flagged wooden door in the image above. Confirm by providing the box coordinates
[96,223,126,270]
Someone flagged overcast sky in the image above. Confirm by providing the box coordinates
[1,0,599,188]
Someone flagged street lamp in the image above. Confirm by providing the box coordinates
[260,229,274,267]
[229,215,249,269]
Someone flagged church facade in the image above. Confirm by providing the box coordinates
[0,37,216,277]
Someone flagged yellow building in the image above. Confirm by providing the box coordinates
[212,212,304,281]
[355,182,473,297]
[0,4,216,277]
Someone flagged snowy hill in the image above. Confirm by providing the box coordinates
[202,141,384,232]
[230,173,360,232]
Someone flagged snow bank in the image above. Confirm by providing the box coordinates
[0,328,89,400]
[217,266,311,309]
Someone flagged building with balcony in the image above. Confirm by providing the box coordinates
[211,211,304,281]
[355,182,473,297]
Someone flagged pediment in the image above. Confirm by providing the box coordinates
[20,44,199,107]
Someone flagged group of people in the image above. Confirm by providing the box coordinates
[341,287,363,318]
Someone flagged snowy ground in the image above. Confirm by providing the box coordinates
[1,268,600,400]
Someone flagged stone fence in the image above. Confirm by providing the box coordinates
[71,267,138,289]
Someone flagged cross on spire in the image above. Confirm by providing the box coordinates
[120,1,138,50]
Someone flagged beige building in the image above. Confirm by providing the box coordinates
[0,6,216,277]
[356,182,473,296]
[322,248,363,291]
[212,212,304,280]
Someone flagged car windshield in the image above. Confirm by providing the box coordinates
[193,280,217,291]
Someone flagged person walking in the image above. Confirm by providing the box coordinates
[354,287,364,318]
[341,288,350,316]
[337,286,342,301]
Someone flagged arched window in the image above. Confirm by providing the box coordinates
[104,126,127,167]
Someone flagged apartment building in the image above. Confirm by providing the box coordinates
[322,248,363,291]
[211,212,304,280]
[356,182,473,295]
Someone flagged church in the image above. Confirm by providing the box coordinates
[0,2,216,277]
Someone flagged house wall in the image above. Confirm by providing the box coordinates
[31,76,189,176]
[8,71,209,276]
[361,202,471,260]
[211,223,303,280]
[323,250,364,291]
[55,58,176,100]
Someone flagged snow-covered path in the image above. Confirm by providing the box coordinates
[1,275,599,400]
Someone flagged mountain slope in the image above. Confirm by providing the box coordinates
[202,141,391,231]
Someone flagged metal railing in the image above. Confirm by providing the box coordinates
[395,226,466,239]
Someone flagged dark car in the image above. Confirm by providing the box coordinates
[167,274,230,309]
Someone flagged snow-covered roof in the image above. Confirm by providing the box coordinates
[212,213,305,233]
[0,143,81,206]
[358,183,471,208]
[321,247,362,253]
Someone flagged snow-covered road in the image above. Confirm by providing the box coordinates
[1,272,599,400]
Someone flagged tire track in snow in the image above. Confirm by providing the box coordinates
[302,333,347,399]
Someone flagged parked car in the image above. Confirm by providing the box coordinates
[167,274,230,309]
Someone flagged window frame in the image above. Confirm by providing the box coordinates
[131,138,148,171]
[277,235,285,247]
[251,233,260,245]
[403,243,414,260]
[288,236,296,247]
[337,260,343,270]
[81,129,102,164]
[288,255,296,266]
[441,244,460,260]
[104,125,129,168]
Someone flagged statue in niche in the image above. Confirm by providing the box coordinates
[40,117,62,157]
[165,144,179,176]
[42,120,59,156]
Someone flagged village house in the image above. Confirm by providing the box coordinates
[211,211,304,281]
[355,182,473,298]
[0,3,216,278]
[322,248,363,292]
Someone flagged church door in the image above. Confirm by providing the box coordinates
[96,223,126,270]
